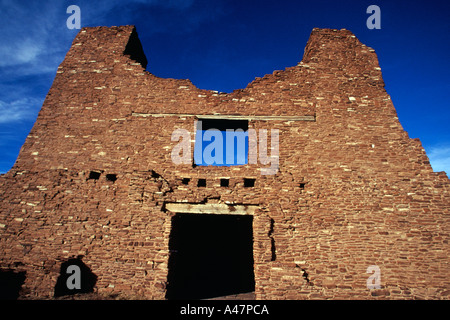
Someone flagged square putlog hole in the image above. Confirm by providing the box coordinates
[106,174,117,182]
[88,171,101,180]
[244,178,255,187]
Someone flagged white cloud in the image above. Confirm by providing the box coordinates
[0,0,68,72]
[0,98,42,123]
[427,145,450,175]
[0,38,41,67]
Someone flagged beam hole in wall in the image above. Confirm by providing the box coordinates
[181,178,190,185]
[166,213,255,300]
[197,178,206,187]
[244,178,255,187]
[106,174,117,182]
[88,171,101,180]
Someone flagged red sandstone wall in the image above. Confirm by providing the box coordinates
[0,26,448,299]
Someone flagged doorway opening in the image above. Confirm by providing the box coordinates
[0,269,26,299]
[54,256,97,297]
[166,213,255,300]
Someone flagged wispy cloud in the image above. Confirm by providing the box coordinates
[0,0,68,70]
[0,38,42,67]
[0,98,43,123]
[427,145,450,175]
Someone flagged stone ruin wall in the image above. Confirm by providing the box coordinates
[0,25,448,299]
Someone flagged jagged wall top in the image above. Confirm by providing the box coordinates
[62,25,147,69]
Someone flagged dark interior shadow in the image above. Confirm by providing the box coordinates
[166,213,255,300]
[54,256,97,297]
[0,269,26,299]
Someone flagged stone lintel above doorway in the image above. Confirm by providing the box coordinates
[165,203,258,215]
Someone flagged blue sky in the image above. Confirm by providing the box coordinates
[0,0,449,174]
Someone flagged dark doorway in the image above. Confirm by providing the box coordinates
[166,213,255,300]
[0,269,26,299]
[54,256,97,297]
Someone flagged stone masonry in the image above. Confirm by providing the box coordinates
[0,25,449,299]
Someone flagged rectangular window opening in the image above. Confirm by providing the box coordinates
[194,119,249,167]
[181,178,190,185]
